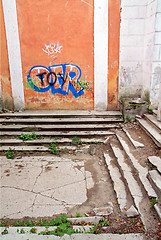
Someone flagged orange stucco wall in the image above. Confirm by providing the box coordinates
[16,0,94,110]
[0,0,14,110]
[108,0,120,110]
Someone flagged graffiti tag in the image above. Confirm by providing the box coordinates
[42,43,63,58]
[27,64,84,98]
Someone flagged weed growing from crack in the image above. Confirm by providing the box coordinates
[72,136,81,146]
[18,132,43,141]
[48,141,60,155]
[149,197,158,207]
[30,228,37,234]
[5,147,14,159]
[1,228,8,235]
[17,228,25,234]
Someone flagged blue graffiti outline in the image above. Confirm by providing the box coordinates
[27,64,84,98]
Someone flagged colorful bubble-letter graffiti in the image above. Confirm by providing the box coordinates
[27,64,84,98]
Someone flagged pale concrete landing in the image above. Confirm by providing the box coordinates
[0,156,94,219]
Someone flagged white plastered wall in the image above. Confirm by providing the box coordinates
[2,0,25,111]
[119,0,161,111]
[150,0,161,109]
[94,0,108,110]
[119,0,147,98]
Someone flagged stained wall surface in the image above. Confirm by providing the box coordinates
[16,0,94,110]
[0,0,13,110]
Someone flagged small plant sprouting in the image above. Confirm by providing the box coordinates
[30,228,37,234]
[48,141,60,155]
[126,114,132,123]
[1,228,8,235]
[148,107,153,114]
[18,132,43,141]
[72,136,81,146]
[149,197,158,207]
[6,147,14,159]
[100,217,110,227]
[17,228,25,234]
[76,213,82,218]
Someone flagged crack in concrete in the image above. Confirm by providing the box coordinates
[40,179,85,194]
[32,166,43,192]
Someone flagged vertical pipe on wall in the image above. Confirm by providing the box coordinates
[94,0,108,110]
[2,0,25,111]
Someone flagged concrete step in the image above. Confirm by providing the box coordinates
[0,227,145,240]
[148,170,161,197]
[136,118,161,148]
[123,128,144,148]
[148,156,161,174]
[104,153,128,212]
[0,145,89,152]
[110,143,143,214]
[0,137,106,146]
[0,130,115,137]
[116,134,157,198]
[0,117,122,125]
[144,114,161,131]
[0,110,122,118]
[0,124,120,131]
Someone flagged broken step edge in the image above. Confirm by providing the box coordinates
[147,170,161,197]
[123,128,144,148]
[109,142,143,214]
[116,134,157,198]
[104,153,129,213]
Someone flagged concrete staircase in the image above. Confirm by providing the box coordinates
[1,110,160,226]
[136,113,161,148]
[0,110,123,152]
[104,129,161,225]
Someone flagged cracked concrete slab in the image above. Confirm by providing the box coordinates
[0,156,93,219]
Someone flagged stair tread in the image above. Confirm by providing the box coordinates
[0,117,122,124]
[110,143,143,213]
[123,128,144,148]
[0,110,122,117]
[0,124,120,130]
[148,156,161,174]
[0,130,115,136]
[148,170,161,192]
[0,145,82,151]
[104,153,127,211]
[144,114,161,131]
[117,134,157,198]
[137,118,161,147]
[0,138,105,144]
